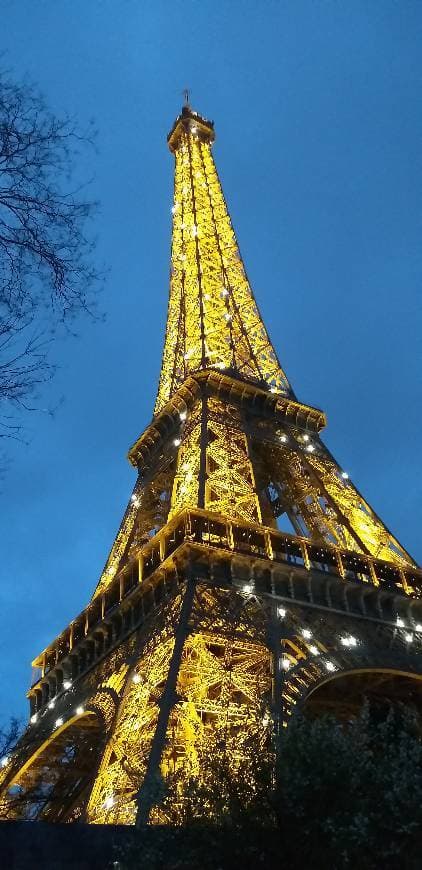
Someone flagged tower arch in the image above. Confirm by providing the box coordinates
[0,711,104,822]
[302,668,422,721]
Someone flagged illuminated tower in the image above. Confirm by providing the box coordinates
[1,105,422,827]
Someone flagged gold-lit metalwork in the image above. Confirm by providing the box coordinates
[155,108,292,415]
[1,105,420,828]
[170,396,261,523]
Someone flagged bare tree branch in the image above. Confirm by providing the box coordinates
[0,69,103,448]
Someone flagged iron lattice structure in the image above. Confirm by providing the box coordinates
[1,105,422,826]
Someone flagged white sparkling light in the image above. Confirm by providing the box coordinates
[340,635,357,648]
[280,434,288,443]
[302,629,312,640]
[405,633,413,643]
[132,674,141,684]
[0,757,9,768]
[302,434,310,442]
[104,796,114,810]
[63,680,72,690]
[396,617,405,628]
[48,701,55,710]
[309,645,320,655]
[278,607,286,618]
[30,714,38,724]
[179,411,187,421]
[55,717,63,728]
[341,471,349,480]
[281,657,291,671]
[306,444,315,453]
[173,438,181,447]
[76,706,84,716]
[325,661,336,672]
[416,624,422,632]
[270,387,277,393]
[221,288,228,297]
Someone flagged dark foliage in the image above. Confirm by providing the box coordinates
[117,705,422,870]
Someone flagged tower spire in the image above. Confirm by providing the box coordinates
[155,106,293,415]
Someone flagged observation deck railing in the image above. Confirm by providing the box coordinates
[29,508,422,711]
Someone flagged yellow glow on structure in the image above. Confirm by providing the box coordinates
[155,110,291,415]
[2,105,419,829]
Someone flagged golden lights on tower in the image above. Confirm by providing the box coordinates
[0,105,420,831]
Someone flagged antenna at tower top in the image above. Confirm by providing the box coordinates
[182,88,190,108]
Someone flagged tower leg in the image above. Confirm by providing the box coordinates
[267,604,284,759]
[135,576,195,827]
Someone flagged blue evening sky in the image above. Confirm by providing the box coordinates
[0,1,421,723]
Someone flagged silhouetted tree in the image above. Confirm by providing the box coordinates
[0,68,101,446]
[0,718,21,762]
[117,704,422,870]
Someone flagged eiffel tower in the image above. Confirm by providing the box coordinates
[1,104,422,827]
